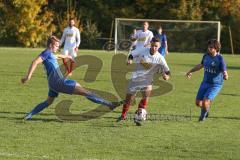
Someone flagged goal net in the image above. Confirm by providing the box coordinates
[115,18,221,53]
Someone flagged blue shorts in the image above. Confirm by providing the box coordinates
[48,89,59,97]
[48,79,76,96]
[196,82,222,101]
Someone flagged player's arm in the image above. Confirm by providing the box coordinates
[160,58,171,80]
[186,64,203,78]
[220,56,228,80]
[75,29,81,51]
[56,54,74,61]
[164,35,169,55]
[21,56,43,84]
[130,29,138,42]
[127,48,142,65]
[223,71,228,80]
[60,29,66,47]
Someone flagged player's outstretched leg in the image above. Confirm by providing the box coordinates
[73,83,123,109]
[24,97,55,120]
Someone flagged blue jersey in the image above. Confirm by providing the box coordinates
[201,53,227,85]
[39,49,63,81]
[39,49,76,95]
[155,33,167,56]
[156,33,167,48]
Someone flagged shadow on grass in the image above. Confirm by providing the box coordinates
[220,93,240,97]
[1,111,239,123]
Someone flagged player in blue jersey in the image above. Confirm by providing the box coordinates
[155,25,168,57]
[186,39,228,121]
[21,36,122,120]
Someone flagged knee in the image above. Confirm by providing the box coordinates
[47,98,55,106]
[203,99,211,108]
[195,100,202,107]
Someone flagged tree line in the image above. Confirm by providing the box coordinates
[0,0,240,53]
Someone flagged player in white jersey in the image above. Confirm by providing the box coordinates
[60,18,81,76]
[131,21,154,49]
[117,37,170,124]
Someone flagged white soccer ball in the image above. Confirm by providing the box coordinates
[134,108,147,121]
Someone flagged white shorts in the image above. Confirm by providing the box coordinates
[62,47,77,58]
[127,79,153,94]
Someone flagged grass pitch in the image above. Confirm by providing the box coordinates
[0,48,240,160]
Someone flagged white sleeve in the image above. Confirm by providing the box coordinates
[133,30,140,39]
[159,57,170,73]
[130,47,144,58]
[76,29,81,47]
[60,29,66,46]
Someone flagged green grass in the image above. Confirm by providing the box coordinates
[0,47,240,160]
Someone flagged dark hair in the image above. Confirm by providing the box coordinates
[143,21,149,25]
[151,37,161,43]
[208,39,221,52]
[47,36,60,47]
[69,18,75,21]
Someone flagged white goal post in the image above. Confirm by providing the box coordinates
[114,18,221,54]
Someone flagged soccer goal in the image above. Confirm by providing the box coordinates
[115,18,221,54]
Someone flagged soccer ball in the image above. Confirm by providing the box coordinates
[134,108,147,121]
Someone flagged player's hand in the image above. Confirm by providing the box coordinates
[75,47,78,52]
[127,59,133,65]
[186,72,192,79]
[68,55,74,62]
[21,76,29,84]
[223,71,228,80]
[162,74,169,81]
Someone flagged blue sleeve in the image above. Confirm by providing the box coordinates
[201,54,206,64]
[163,34,167,41]
[219,55,227,72]
[39,50,49,61]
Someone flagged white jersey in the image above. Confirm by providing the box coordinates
[60,26,81,49]
[131,47,169,83]
[133,29,154,49]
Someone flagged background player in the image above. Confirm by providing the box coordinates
[131,21,154,49]
[60,18,81,76]
[21,36,121,120]
[186,39,228,121]
[117,37,170,125]
[155,25,168,57]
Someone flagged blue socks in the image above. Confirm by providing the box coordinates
[85,93,114,107]
[199,107,209,121]
[25,100,49,120]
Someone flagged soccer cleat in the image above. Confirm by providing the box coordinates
[116,115,127,122]
[205,112,209,118]
[23,113,33,120]
[110,100,125,110]
[198,117,205,122]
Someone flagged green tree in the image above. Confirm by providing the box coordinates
[0,0,55,47]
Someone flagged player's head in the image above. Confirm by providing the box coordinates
[207,39,221,54]
[150,37,161,54]
[47,36,60,53]
[143,21,149,31]
[69,18,75,27]
[157,25,162,33]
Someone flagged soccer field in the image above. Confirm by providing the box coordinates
[0,47,240,160]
